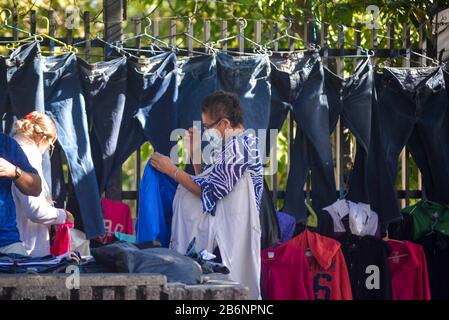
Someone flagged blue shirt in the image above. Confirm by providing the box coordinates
[0,133,38,247]
[192,131,263,216]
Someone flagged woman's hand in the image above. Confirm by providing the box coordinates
[65,210,75,224]
[150,152,177,176]
[0,157,17,179]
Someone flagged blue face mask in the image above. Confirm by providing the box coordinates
[204,128,223,149]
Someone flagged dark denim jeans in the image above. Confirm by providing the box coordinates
[325,59,401,226]
[216,52,271,130]
[43,53,104,239]
[78,56,128,193]
[2,42,45,120]
[377,66,449,205]
[177,55,217,130]
[1,42,51,187]
[112,52,179,174]
[269,52,336,222]
[133,52,179,157]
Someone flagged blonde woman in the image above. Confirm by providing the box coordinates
[12,112,74,257]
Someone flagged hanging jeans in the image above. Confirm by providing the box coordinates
[43,53,104,239]
[132,52,179,157]
[78,57,128,193]
[377,66,449,205]
[268,51,336,222]
[177,55,217,130]
[216,52,271,131]
[1,42,45,121]
[112,52,179,173]
[1,41,52,191]
[324,59,401,226]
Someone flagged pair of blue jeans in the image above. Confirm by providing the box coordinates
[177,53,272,131]
[377,66,449,207]
[78,56,128,193]
[43,53,104,239]
[268,51,336,222]
[216,52,272,131]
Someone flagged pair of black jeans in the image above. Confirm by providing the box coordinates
[325,59,401,226]
[268,51,336,222]
[377,66,449,207]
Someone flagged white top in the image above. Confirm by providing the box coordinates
[11,135,66,257]
[323,199,379,237]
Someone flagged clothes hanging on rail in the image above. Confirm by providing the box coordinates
[43,52,104,239]
[216,52,272,131]
[287,229,353,300]
[268,51,336,223]
[261,243,314,300]
[78,56,128,193]
[340,234,392,300]
[376,66,449,205]
[387,239,431,300]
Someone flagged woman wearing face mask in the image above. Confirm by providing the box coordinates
[150,91,263,299]
[12,112,74,257]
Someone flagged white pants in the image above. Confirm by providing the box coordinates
[171,170,261,300]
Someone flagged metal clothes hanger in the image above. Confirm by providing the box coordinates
[0,9,44,46]
[156,16,218,56]
[114,17,172,55]
[209,18,269,56]
[264,18,320,53]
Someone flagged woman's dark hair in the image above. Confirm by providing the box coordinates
[202,91,244,127]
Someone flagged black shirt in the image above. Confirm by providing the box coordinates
[340,234,392,300]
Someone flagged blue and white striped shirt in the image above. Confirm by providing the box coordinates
[192,131,263,216]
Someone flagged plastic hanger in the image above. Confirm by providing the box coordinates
[264,18,320,53]
[209,18,268,56]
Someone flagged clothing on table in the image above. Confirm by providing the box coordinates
[192,130,263,216]
[340,234,392,300]
[0,242,27,256]
[323,199,379,237]
[261,243,314,300]
[277,211,296,243]
[216,52,271,130]
[136,161,177,247]
[171,167,262,299]
[12,135,67,257]
[0,133,38,249]
[42,52,104,239]
[401,200,449,241]
[387,239,431,300]
[420,232,449,300]
[268,51,337,223]
[51,221,74,256]
[0,251,81,273]
[98,197,133,244]
[287,229,353,300]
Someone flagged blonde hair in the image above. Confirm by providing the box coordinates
[15,111,57,146]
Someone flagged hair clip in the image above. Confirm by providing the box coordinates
[24,113,34,120]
